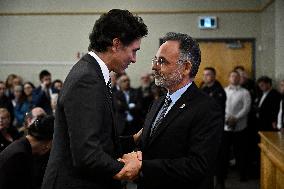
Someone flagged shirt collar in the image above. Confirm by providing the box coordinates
[228,85,240,90]
[88,51,110,85]
[167,82,192,104]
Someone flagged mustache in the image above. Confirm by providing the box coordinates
[153,71,162,77]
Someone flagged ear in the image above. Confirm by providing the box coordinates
[112,38,121,52]
[183,60,192,76]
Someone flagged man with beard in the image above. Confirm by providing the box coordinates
[123,32,223,189]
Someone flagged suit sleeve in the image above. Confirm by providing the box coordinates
[64,74,123,177]
[141,99,223,185]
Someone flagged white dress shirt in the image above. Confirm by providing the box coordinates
[224,85,251,132]
[88,51,110,85]
[277,100,283,129]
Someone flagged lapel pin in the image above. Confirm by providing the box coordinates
[179,104,186,109]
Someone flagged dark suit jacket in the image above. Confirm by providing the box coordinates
[32,86,58,115]
[0,137,33,189]
[129,83,223,189]
[41,54,123,189]
[255,89,281,131]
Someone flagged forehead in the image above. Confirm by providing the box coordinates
[156,40,180,59]
[204,70,214,74]
[120,75,129,80]
[230,72,239,77]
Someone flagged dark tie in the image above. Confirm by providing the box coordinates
[150,96,172,136]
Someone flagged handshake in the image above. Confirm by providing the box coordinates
[113,151,142,181]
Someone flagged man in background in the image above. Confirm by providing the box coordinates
[201,67,226,114]
[32,70,58,115]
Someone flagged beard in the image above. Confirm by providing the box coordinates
[154,67,183,89]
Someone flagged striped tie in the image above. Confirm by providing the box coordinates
[150,96,172,136]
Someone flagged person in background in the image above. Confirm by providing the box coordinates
[0,108,20,152]
[32,70,58,115]
[114,74,143,136]
[24,82,35,105]
[201,67,226,114]
[277,80,284,130]
[0,81,14,124]
[110,72,121,93]
[200,67,226,189]
[137,73,154,118]
[12,85,31,128]
[217,71,251,189]
[51,79,63,92]
[4,74,17,100]
[0,115,54,189]
[234,66,257,100]
[255,76,281,131]
[18,107,46,135]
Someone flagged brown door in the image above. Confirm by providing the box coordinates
[195,40,254,88]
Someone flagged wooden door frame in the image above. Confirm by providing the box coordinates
[195,38,256,80]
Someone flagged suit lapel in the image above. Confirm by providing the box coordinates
[141,97,165,148]
[82,54,119,141]
[147,83,199,147]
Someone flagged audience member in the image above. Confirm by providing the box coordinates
[277,80,284,130]
[51,79,63,92]
[24,82,35,105]
[0,108,20,152]
[201,67,226,113]
[200,67,226,189]
[114,74,143,135]
[234,66,257,100]
[110,72,121,93]
[217,71,251,189]
[4,74,17,100]
[0,115,54,189]
[137,73,154,118]
[12,85,31,128]
[32,70,58,115]
[254,76,281,131]
[19,107,46,135]
[0,82,14,123]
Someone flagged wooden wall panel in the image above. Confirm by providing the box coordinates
[195,41,253,88]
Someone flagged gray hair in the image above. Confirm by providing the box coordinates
[161,32,201,78]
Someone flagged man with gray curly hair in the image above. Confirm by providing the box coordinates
[124,32,223,189]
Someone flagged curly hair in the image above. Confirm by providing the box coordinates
[89,9,148,52]
[161,32,201,78]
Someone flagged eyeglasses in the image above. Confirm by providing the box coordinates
[151,57,168,66]
[152,57,186,66]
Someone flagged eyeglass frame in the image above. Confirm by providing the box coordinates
[151,57,187,66]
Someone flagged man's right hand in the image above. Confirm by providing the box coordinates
[113,151,142,181]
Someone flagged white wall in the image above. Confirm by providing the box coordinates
[0,0,278,87]
[274,0,284,82]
